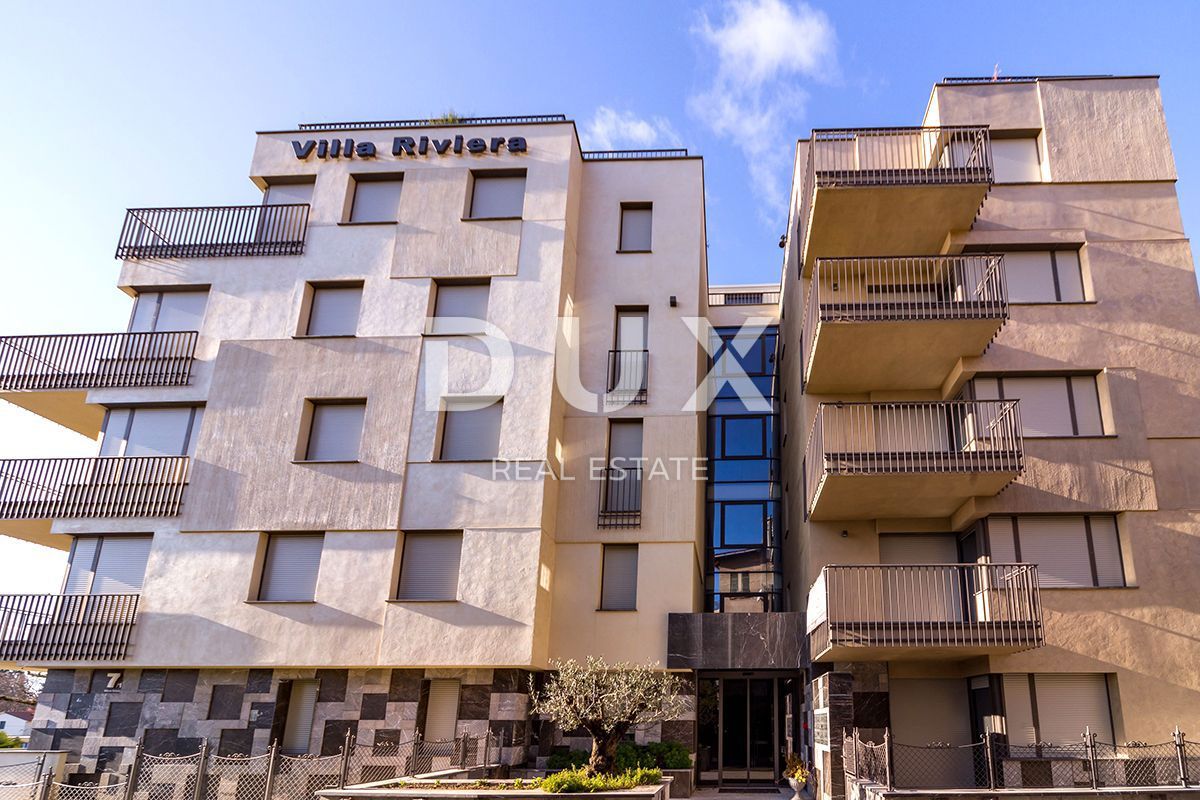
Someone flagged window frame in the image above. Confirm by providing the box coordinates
[428,279,491,336]
[599,543,639,611]
[465,169,527,221]
[253,532,325,603]
[437,399,503,462]
[617,202,653,253]
[967,246,1087,305]
[128,288,210,334]
[968,373,1106,437]
[297,398,368,463]
[344,172,404,225]
[983,514,1126,589]
[297,280,364,338]
[989,134,1044,184]
[100,405,204,458]
[394,530,464,602]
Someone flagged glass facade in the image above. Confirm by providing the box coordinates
[706,325,782,611]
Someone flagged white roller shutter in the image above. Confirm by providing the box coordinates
[1055,251,1086,302]
[608,420,643,463]
[1002,674,1038,745]
[991,139,1041,183]
[1003,252,1058,303]
[64,538,99,594]
[432,283,490,335]
[469,174,525,218]
[281,679,319,754]
[1034,674,1113,744]
[1089,516,1125,587]
[1071,375,1104,435]
[124,408,194,457]
[265,182,314,206]
[987,517,1018,563]
[259,534,324,602]
[601,544,638,610]
[154,292,209,332]
[1017,517,1093,588]
[1003,377,1074,437]
[620,207,653,251]
[439,403,502,461]
[91,537,152,594]
[879,534,958,564]
[306,286,362,336]
[397,533,462,601]
[424,679,460,740]
[350,180,403,223]
[890,678,973,744]
[306,403,366,461]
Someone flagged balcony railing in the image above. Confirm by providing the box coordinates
[0,331,198,391]
[0,457,189,520]
[116,204,310,259]
[606,350,648,405]
[0,593,139,661]
[807,563,1043,657]
[708,290,781,306]
[597,466,642,528]
[801,255,1007,378]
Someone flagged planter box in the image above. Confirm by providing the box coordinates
[316,778,671,800]
[663,770,692,798]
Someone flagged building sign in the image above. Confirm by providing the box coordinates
[292,135,527,161]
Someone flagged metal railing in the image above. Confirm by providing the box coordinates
[708,290,781,306]
[941,75,1112,85]
[116,205,309,259]
[581,149,690,161]
[0,457,189,520]
[796,126,991,266]
[0,332,198,391]
[843,726,1199,792]
[801,255,1006,381]
[606,350,648,405]
[804,400,1023,513]
[297,115,566,131]
[597,466,642,528]
[0,593,139,661]
[807,564,1042,656]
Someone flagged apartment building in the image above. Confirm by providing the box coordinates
[780,76,1200,800]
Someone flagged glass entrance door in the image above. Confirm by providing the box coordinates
[699,675,782,786]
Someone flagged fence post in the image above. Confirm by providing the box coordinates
[1083,727,1098,790]
[883,728,894,790]
[262,740,279,800]
[459,733,469,768]
[852,727,860,780]
[983,731,996,790]
[193,740,210,800]
[338,731,353,789]
[1175,727,1189,787]
[482,730,491,769]
[124,740,143,800]
[38,773,52,800]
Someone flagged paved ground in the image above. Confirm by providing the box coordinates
[692,788,793,800]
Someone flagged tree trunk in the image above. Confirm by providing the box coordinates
[588,734,622,775]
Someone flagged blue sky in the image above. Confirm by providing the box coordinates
[1,0,1198,589]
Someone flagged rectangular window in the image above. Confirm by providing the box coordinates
[304,283,363,337]
[349,177,403,223]
[258,534,324,602]
[100,406,204,458]
[991,138,1042,183]
[468,172,526,219]
[280,679,319,754]
[129,290,209,333]
[264,180,315,207]
[600,544,638,610]
[971,375,1103,437]
[987,515,1124,588]
[396,532,463,601]
[304,401,366,461]
[423,679,460,740]
[1002,673,1113,745]
[438,401,502,461]
[430,281,490,335]
[1002,250,1084,303]
[619,203,653,252]
[64,535,153,594]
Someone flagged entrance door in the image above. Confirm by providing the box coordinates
[701,676,782,786]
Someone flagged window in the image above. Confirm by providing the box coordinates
[438,401,502,461]
[396,532,463,601]
[991,138,1042,183]
[971,375,1103,436]
[619,203,653,252]
[987,515,1124,588]
[264,180,315,206]
[64,536,153,594]
[1002,673,1114,745]
[423,679,460,740]
[258,534,324,602]
[129,290,208,333]
[349,176,403,223]
[468,171,525,219]
[303,401,366,461]
[100,407,204,457]
[608,419,643,468]
[600,544,638,610]
[1001,250,1084,303]
[609,310,648,402]
[303,283,362,337]
[430,281,490,335]
[280,679,319,754]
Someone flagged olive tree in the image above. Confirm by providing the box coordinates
[529,657,688,775]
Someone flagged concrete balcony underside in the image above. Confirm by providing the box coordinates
[812,627,1042,662]
[0,390,103,438]
[808,466,1020,520]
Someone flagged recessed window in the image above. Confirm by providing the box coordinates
[988,515,1124,588]
[129,290,209,333]
[264,180,315,206]
[468,171,526,219]
[438,401,502,461]
[303,283,363,337]
[396,532,463,601]
[423,679,461,740]
[970,375,1103,437]
[349,176,403,223]
[1001,250,1084,303]
[430,281,490,335]
[280,679,319,754]
[303,401,366,461]
[1002,673,1113,745]
[100,407,204,458]
[600,544,638,610]
[991,137,1042,183]
[619,203,653,252]
[65,536,153,594]
[258,533,324,602]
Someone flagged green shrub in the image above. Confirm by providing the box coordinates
[541,766,662,793]
[0,732,21,749]
[547,750,590,770]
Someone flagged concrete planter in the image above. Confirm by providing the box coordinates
[317,778,672,800]
[662,769,692,798]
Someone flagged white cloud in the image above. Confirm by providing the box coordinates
[583,107,683,151]
[689,0,836,219]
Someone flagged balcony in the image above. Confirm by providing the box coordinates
[0,457,189,548]
[708,290,781,306]
[801,256,1007,392]
[0,593,139,662]
[606,350,648,405]
[796,126,992,275]
[116,204,309,259]
[804,401,1023,520]
[0,331,198,436]
[807,563,1043,661]
[597,466,641,528]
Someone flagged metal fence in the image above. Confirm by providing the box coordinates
[0,456,190,521]
[297,115,567,131]
[0,332,198,392]
[597,466,643,529]
[606,350,648,406]
[708,291,781,306]
[581,149,690,161]
[843,726,1200,791]
[116,205,309,260]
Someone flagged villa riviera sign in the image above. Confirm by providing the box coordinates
[292,135,528,160]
